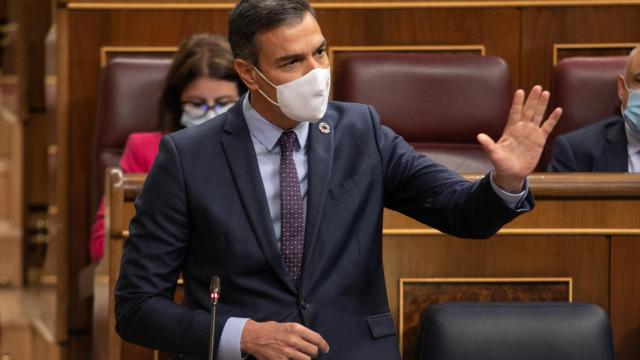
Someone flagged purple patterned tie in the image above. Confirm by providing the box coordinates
[279,131,305,285]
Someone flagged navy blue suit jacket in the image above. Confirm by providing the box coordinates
[548,116,628,172]
[115,99,533,359]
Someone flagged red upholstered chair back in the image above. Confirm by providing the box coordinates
[541,56,627,168]
[333,53,512,173]
[551,56,626,136]
[90,57,172,213]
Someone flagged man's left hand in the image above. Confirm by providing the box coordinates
[477,85,563,193]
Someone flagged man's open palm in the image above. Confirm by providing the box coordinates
[477,85,563,193]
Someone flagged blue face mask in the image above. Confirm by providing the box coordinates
[623,81,640,136]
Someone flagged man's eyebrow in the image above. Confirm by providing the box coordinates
[315,40,327,51]
[273,40,327,64]
[274,53,304,64]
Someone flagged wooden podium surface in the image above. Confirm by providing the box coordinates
[95,171,640,360]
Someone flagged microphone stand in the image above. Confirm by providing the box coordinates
[208,276,221,360]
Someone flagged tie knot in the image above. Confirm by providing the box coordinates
[278,131,297,153]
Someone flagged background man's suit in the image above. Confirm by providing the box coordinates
[115,98,533,359]
[548,116,628,172]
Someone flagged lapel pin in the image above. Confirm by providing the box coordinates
[319,122,330,134]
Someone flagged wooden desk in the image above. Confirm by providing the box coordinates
[384,173,640,359]
[94,171,640,360]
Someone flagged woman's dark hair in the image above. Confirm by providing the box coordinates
[159,33,244,132]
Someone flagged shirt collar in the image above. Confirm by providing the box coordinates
[624,120,640,155]
[242,94,309,152]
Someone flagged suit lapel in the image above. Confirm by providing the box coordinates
[220,102,297,293]
[301,110,335,285]
[602,118,628,172]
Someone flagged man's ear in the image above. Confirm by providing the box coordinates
[618,74,628,109]
[235,58,259,91]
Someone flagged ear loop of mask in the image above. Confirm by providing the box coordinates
[623,80,638,112]
[252,66,281,107]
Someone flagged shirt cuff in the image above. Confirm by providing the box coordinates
[489,170,529,210]
[218,317,249,360]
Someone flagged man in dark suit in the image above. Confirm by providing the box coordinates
[548,46,640,172]
[114,1,562,359]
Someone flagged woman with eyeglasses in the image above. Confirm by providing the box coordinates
[89,33,243,261]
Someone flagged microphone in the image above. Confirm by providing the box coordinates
[208,276,221,360]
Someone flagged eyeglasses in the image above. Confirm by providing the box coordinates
[181,99,237,118]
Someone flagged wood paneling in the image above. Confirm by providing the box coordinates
[611,236,640,360]
[52,2,640,360]
[23,0,51,111]
[553,43,637,65]
[24,114,49,207]
[58,0,640,7]
[383,234,611,358]
[521,6,640,90]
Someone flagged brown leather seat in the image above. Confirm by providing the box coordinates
[333,53,512,173]
[542,56,627,168]
[90,57,172,213]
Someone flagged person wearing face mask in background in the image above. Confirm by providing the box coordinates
[548,45,640,172]
[88,33,242,262]
[114,1,562,359]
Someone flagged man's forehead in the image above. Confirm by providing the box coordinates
[257,14,324,58]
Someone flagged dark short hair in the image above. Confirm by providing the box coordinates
[159,33,244,132]
[228,0,316,66]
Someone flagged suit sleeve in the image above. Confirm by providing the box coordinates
[370,106,533,239]
[115,135,226,358]
[547,135,578,172]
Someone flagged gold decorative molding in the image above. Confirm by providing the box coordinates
[45,75,58,85]
[67,1,640,10]
[0,23,18,33]
[47,205,59,216]
[383,228,640,236]
[100,46,177,67]
[0,105,19,124]
[93,275,109,285]
[69,2,235,9]
[47,145,58,155]
[398,277,573,353]
[0,75,19,85]
[40,274,58,285]
[553,42,639,66]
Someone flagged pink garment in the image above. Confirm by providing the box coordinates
[89,132,163,261]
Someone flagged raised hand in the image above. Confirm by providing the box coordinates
[477,85,562,193]
[241,320,330,360]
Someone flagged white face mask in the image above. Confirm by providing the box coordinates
[180,103,233,128]
[253,66,331,123]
